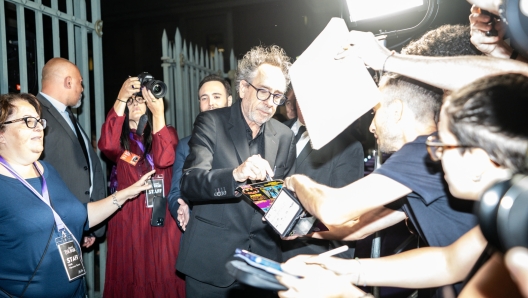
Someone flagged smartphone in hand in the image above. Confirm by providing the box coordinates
[234,248,300,278]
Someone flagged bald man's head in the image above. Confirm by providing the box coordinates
[41,58,84,107]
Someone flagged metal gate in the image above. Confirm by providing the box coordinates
[0,1,105,297]
[161,27,237,138]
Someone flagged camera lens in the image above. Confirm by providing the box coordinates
[144,80,167,98]
[478,175,528,252]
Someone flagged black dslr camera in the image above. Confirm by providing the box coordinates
[477,174,528,252]
[137,72,167,98]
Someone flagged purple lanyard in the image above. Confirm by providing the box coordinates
[129,132,154,169]
[0,156,65,231]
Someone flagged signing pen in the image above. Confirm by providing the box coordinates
[318,245,349,257]
[265,166,276,182]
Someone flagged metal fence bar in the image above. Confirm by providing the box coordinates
[75,0,91,134]
[0,0,8,93]
[173,29,184,135]
[187,43,198,122]
[34,0,45,92]
[161,30,173,127]
[167,42,175,127]
[181,40,190,136]
[7,0,97,30]
[51,0,60,57]
[16,3,28,93]
[161,27,236,138]
[67,0,75,63]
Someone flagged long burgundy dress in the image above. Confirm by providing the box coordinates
[99,109,185,297]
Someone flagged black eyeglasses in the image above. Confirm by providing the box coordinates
[245,81,287,105]
[425,135,473,161]
[127,96,146,105]
[3,117,47,129]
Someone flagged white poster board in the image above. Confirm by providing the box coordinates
[290,18,381,149]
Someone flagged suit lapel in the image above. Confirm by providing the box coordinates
[264,121,278,170]
[286,117,310,166]
[38,94,79,145]
[228,104,251,164]
[296,141,312,167]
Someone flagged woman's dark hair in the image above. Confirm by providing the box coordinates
[119,99,153,159]
[0,93,41,132]
[444,73,528,173]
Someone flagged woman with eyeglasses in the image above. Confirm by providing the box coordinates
[98,77,185,297]
[0,93,154,297]
[277,74,528,298]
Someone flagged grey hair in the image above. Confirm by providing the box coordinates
[235,45,291,93]
[379,73,443,124]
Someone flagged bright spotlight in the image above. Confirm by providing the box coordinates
[346,0,424,22]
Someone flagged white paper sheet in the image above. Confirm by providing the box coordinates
[290,18,381,149]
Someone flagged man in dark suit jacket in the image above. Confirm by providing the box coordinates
[37,58,106,246]
[177,45,296,297]
[281,97,364,259]
[168,74,233,230]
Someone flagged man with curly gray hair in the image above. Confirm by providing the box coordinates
[177,45,297,297]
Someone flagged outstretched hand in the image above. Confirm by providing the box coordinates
[120,170,156,201]
[277,256,367,298]
[335,31,391,71]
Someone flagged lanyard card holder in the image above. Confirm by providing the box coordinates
[145,175,164,208]
[55,230,86,281]
[147,174,166,227]
[264,188,304,237]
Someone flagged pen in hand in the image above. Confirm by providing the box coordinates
[265,166,276,182]
[317,245,349,258]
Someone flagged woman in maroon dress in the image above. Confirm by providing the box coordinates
[99,77,185,297]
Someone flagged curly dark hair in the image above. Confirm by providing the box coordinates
[402,24,482,57]
[444,73,528,173]
[235,45,291,93]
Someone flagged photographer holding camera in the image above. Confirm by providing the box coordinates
[98,75,185,297]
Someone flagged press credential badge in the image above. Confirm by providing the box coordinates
[55,230,85,281]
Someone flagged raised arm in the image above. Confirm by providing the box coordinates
[344,31,528,91]
[284,173,411,227]
[300,226,486,289]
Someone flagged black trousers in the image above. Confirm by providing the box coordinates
[186,275,278,298]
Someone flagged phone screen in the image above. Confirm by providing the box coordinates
[264,190,301,235]
[234,249,287,276]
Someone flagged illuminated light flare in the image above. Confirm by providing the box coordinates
[346,0,424,22]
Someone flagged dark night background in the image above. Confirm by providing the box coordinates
[100,0,472,111]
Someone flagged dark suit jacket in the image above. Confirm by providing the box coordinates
[282,118,364,258]
[177,101,296,287]
[283,118,364,188]
[37,93,106,236]
[167,135,190,220]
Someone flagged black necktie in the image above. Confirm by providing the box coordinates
[67,108,91,176]
[294,125,306,144]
